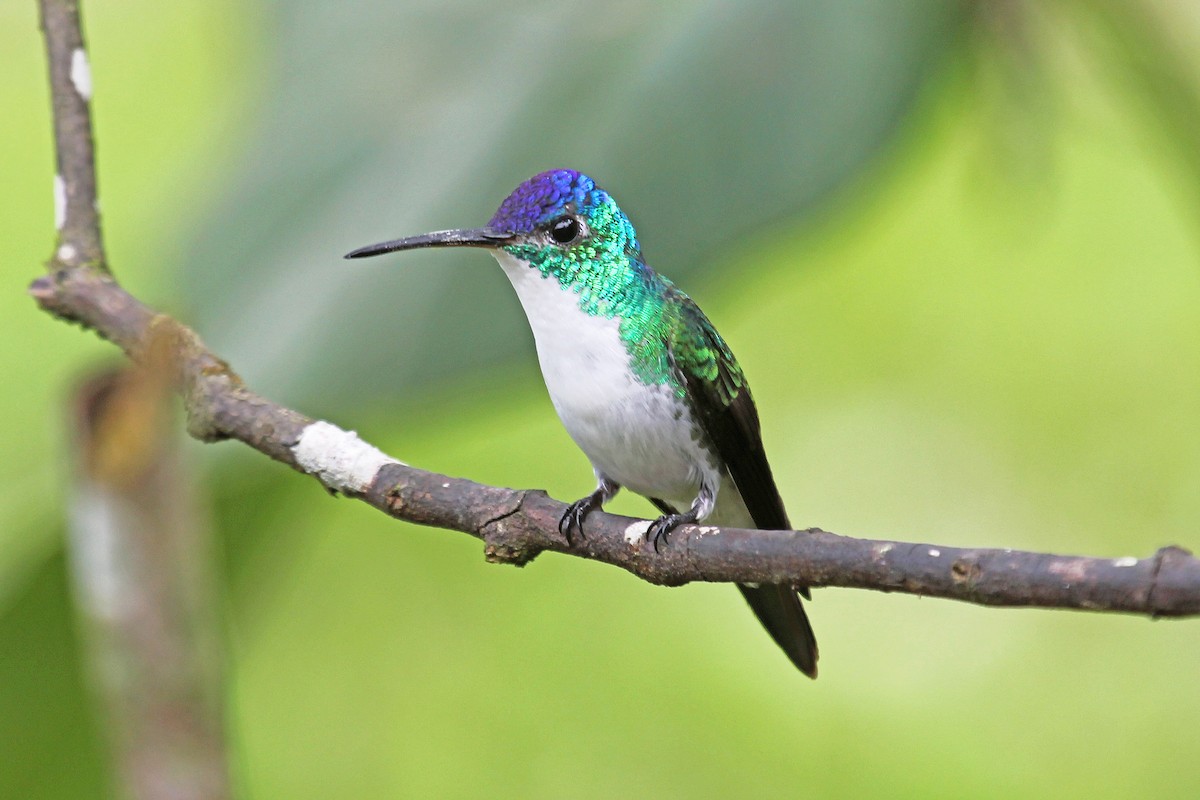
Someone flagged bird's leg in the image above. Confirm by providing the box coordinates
[647,484,715,553]
[559,473,620,544]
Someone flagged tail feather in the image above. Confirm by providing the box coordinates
[737,583,818,678]
[649,497,818,678]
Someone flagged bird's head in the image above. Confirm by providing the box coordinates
[346,169,644,286]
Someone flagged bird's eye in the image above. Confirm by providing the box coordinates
[549,215,582,245]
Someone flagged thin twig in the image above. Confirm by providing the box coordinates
[39,0,106,270]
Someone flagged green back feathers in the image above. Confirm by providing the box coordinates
[498,172,745,405]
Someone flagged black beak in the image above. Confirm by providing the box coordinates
[344,227,517,259]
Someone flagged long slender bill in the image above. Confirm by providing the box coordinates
[344,227,515,259]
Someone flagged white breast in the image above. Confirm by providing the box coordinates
[492,250,720,506]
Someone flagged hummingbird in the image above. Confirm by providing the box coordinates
[346,169,818,677]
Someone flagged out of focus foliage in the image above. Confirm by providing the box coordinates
[184,0,960,410]
[4,0,1199,796]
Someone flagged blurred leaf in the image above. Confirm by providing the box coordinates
[963,0,1200,218]
[182,0,966,412]
[0,554,109,798]
[1083,0,1200,212]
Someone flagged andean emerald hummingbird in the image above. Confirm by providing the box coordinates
[347,169,818,677]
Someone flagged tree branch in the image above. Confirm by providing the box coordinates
[39,0,106,271]
[42,5,231,796]
[33,0,1200,621]
[29,264,1200,619]
[68,359,232,800]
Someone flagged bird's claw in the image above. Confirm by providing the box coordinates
[559,497,597,545]
[646,513,689,553]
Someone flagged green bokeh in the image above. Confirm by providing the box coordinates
[6,1,1200,797]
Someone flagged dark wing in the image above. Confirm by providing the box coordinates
[666,294,790,531]
[665,293,818,678]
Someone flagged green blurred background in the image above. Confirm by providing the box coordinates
[6,0,1200,796]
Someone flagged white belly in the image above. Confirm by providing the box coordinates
[493,251,719,505]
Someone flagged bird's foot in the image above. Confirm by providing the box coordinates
[646,511,698,554]
[559,477,620,545]
[559,493,601,545]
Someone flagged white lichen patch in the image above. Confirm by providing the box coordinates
[697,525,720,536]
[1113,556,1139,568]
[624,521,650,545]
[71,48,92,100]
[292,420,402,494]
[54,174,66,229]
